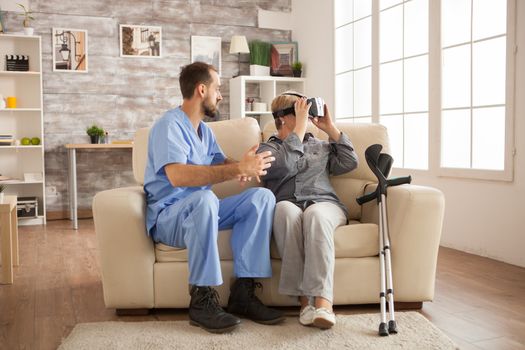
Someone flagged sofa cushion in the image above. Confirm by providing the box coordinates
[155,222,379,263]
[269,221,379,259]
[334,222,379,258]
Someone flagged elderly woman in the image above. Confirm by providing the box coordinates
[257,92,358,329]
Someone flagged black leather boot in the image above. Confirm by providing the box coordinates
[227,278,285,325]
[189,286,241,333]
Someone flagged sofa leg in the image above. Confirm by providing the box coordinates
[394,302,423,310]
[116,308,151,316]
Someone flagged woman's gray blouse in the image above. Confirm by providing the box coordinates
[258,131,358,218]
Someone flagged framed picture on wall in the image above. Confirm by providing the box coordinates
[270,41,298,77]
[52,28,88,72]
[191,36,222,75]
[120,24,162,58]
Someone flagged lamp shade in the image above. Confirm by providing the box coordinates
[229,35,250,54]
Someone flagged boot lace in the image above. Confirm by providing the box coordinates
[245,280,264,304]
[202,287,223,312]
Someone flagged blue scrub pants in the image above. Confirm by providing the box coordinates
[153,187,275,286]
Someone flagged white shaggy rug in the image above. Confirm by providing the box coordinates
[58,311,457,350]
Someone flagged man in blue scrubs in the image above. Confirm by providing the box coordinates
[144,62,284,333]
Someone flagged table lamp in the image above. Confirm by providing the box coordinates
[229,35,250,77]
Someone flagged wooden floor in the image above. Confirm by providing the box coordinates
[1,220,524,350]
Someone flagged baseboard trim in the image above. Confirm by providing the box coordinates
[116,308,151,316]
[46,209,93,221]
[394,302,423,310]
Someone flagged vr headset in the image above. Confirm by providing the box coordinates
[271,92,325,119]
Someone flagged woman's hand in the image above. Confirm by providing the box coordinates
[311,104,341,141]
[293,97,311,141]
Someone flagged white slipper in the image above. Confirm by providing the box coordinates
[299,305,316,326]
[312,307,336,329]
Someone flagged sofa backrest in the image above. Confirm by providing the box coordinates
[133,117,390,220]
[133,127,150,186]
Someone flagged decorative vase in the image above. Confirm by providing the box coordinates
[24,27,34,36]
[250,64,270,76]
[90,135,100,144]
[293,69,302,78]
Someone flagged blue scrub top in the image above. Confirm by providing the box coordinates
[144,107,226,235]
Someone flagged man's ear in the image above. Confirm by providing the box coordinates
[196,83,206,98]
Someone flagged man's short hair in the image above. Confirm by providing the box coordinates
[179,62,217,99]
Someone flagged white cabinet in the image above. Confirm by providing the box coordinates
[0,34,46,225]
[229,76,306,130]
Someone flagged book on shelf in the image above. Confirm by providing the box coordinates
[0,134,14,145]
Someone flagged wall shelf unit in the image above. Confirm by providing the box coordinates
[0,34,46,226]
[229,75,306,130]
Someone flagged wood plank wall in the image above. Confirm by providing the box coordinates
[2,0,291,214]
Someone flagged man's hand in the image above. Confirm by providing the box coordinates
[311,104,341,141]
[237,175,252,187]
[238,144,275,182]
[164,146,273,188]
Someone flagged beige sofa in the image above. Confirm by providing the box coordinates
[93,117,445,311]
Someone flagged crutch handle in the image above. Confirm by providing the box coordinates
[356,189,379,205]
[356,176,411,205]
[387,175,412,187]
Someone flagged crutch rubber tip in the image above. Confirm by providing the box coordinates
[388,320,398,334]
[379,322,389,336]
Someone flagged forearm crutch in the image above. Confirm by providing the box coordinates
[356,144,411,336]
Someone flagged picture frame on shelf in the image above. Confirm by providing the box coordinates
[270,41,298,77]
[191,35,222,76]
[119,24,162,58]
[52,28,88,73]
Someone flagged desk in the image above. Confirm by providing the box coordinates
[65,143,133,229]
[1,195,19,284]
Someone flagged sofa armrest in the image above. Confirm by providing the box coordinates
[361,184,445,302]
[92,186,155,309]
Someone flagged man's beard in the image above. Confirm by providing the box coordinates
[203,99,220,119]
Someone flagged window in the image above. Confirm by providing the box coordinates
[335,0,372,123]
[379,0,429,170]
[441,0,509,173]
[334,0,515,180]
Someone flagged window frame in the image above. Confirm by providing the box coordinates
[334,0,516,181]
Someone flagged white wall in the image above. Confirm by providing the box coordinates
[291,0,525,267]
[291,0,335,110]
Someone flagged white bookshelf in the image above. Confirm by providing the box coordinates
[0,34,46,226]
[229,75,306,130]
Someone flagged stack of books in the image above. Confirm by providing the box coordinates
[0,134,14,146]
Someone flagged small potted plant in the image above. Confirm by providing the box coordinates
[17,3,35,36]
[0,184,5,203]
[86,124,105,144]
[248,40,271,76]
[292,61,303,77]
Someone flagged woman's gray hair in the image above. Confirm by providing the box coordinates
[271,91,305,129]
